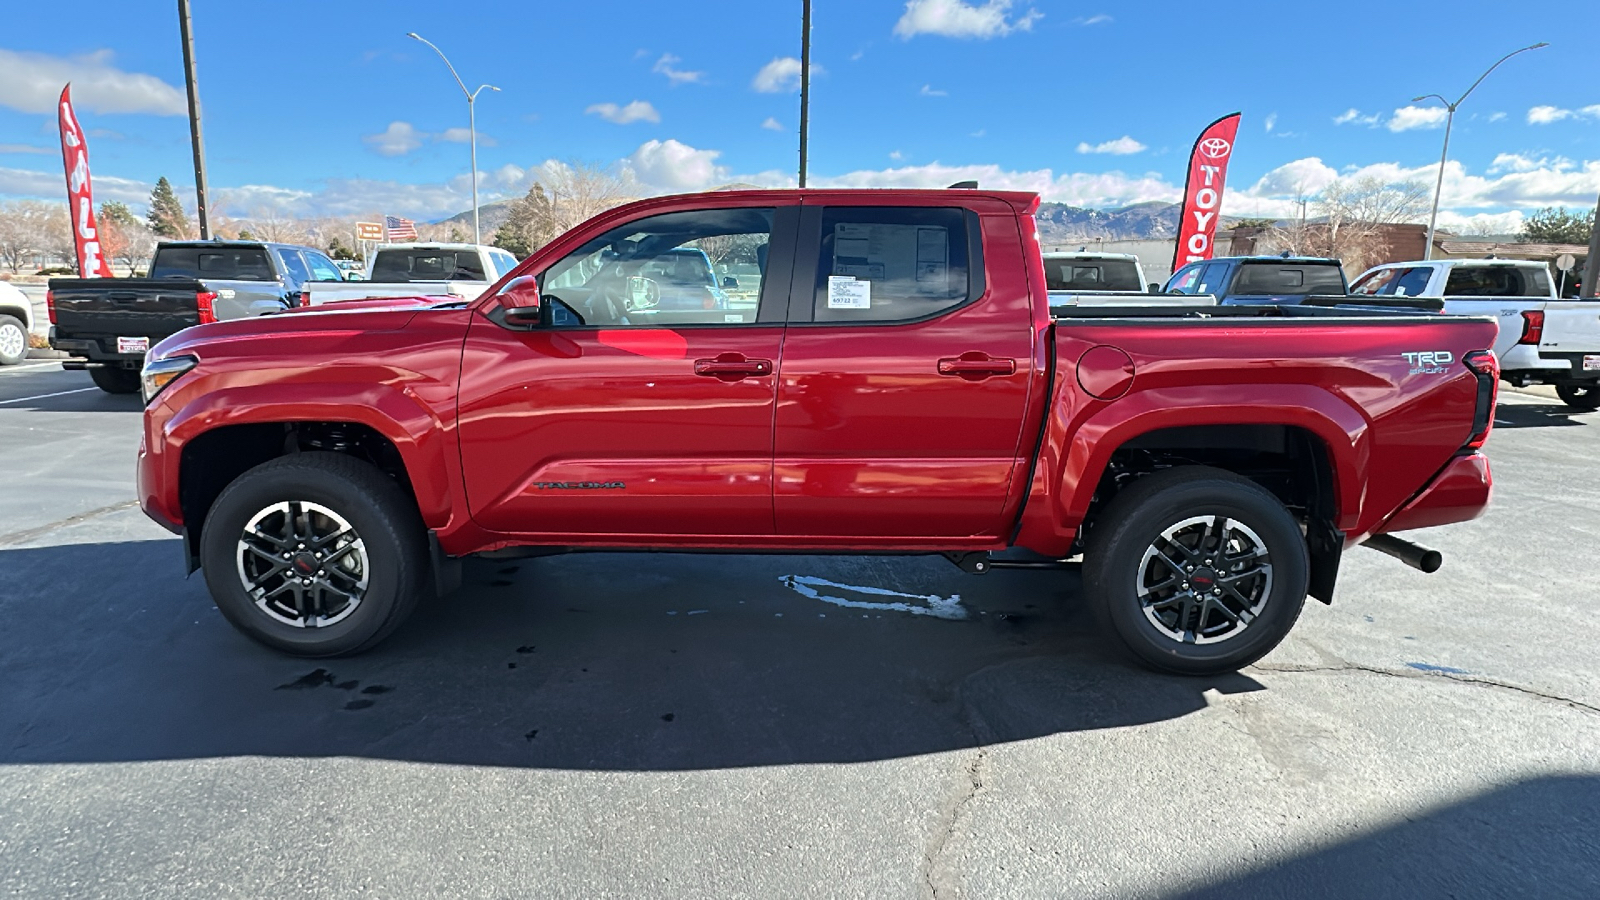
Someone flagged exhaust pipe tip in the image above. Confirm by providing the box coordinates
[1364,533,1443,573]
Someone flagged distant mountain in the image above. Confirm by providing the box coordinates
[435,199,515,234]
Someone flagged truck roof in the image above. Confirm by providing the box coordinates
[1041,251,1140,262]
[1214,255,1343,265]
[372,243,500,253]
[607,187,1043,213]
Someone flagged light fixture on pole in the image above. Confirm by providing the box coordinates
[407,32,499,245]
[1412,41,1547,260]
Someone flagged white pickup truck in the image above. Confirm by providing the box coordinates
[304,243,520,306]
[1350,258,1600,410]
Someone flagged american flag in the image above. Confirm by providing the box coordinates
[384,215,418,242]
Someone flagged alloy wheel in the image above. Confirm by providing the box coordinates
[1136,515,1273,644]
[235,500,369,628]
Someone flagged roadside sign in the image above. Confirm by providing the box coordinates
[1557,253,1576,271]
[356,221,385,242]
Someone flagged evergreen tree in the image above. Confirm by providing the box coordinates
[147,177,190,238]
[1519,207,1592,245]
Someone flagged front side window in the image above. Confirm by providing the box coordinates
[1167,264,1202,293]
[1350,268,1399,295]
[1196,262,1228,294]
[812,207,974,322]
[1392,267,1433,297]
[539,207,773,327]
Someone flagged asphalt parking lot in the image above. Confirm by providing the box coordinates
[1,362,1597,899]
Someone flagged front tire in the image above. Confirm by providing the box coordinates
[199,452,430,657]
[1083,466,1309,675]
[89,366,140,394]
[1556,383,1600,411]
[0,315,26,366]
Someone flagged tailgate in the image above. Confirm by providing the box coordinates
[1539,301,1600,375]
[49,278,202,341]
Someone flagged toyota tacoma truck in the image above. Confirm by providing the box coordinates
[136,189,1499,675]
[49,240,345,393]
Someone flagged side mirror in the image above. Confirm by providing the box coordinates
[497,274,542,325]
[722,275,739,289]
[1148,283,1161,294]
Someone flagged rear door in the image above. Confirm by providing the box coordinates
[457,201,798,539]
[771,201,1036,539]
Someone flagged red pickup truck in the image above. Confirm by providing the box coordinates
[137,189,1498,675]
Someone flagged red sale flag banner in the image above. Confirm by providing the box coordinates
[1171,112,1242,272]
[57,84,113,278]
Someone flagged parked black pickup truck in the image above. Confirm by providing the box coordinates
[49,240,346,393]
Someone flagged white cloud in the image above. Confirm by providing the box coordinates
[1487,111,1507,122]
[0,165,152,206]
[761,117,784,131]
[1264,113,1277,133]
[1527,104,1600,124]
[585,100,662,125]
[920,84,947,97]
[752,57,809,93]
[801,161,1177,207]
[1488,153,1574,175]
[1071,14,1112,25]
[1387,105,1449,132]
[0,144,50,155]
[0,48,186,116]
[1075,136,1146,155]
[893,0,1042,39]
[1433,209,1526,235]
[1333,108,1381,127]
[652,54,704,86]
[889,150,905,160]
[363,121,425,157]
[436,127,494,146]
[625,139,726,192]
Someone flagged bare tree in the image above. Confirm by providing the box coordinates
[1261,177,1429,274]
[493,161,636,257]
[0,200,69,273]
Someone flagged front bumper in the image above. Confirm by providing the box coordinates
[1379,452,1492,534]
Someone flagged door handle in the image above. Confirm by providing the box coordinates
[938,352,1016,380]
[694,353,773,381]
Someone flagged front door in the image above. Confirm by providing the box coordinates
[457,203,796,540]
[772,203,1036,540]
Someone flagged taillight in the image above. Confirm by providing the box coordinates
[298,290,312,308]
[1518,310,1544,345]
[46,289,57,325]
[195,290,218,324]
[1464,349,1498,450]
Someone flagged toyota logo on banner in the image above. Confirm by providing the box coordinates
[1199,137,1232,159]
[1171,113,1243,272]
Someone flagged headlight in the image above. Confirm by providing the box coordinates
[140,355,198,405]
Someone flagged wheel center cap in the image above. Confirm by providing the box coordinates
[292,554,319,575]
[1190,569,1218,590]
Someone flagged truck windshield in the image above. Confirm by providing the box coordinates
[1232,263,1346,296]
[1442,265,1551,297]
[369,249,487,282]
[1042,258,1142,292]
[150,246,275,282]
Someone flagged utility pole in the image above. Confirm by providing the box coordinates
[177,0,210,238]
[408,33,498,245]
[1582,193,1600,299]
[799,0,811,188]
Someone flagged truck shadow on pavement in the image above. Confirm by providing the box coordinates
[1492,402,1594,429]
[0,539,1262,771]
[1164,773,1600,899]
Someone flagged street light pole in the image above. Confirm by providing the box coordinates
[1413,41,1548,260]
[407,32,499,245]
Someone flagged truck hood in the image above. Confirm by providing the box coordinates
[147,299,451,362]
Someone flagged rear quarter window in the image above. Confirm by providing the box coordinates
[811,207,979,323]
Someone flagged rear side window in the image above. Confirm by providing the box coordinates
[1042,258,1141,292]
[150,246,275,281]
[1391,267,1433,297]
[1232,263,1345,295]
[1443,265,1550,297]
[370,249,488,282]
[813,207,976,322]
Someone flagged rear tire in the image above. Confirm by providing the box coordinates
[89,366,140,394]
[0,315,26,366]
[1083,466,1309,676]
[1556,383,1600,411]
[199,452,431,657]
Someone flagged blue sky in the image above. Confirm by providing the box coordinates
[2,0,1598,231]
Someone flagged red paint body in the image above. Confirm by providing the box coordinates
[139,189,1496,564]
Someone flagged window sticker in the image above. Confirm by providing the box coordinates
[827,275,871,309]
[831,222,949,293]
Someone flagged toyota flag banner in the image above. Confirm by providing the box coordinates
[1170,112,1242,272]
[57,85,113,278]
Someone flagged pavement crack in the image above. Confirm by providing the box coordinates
[0,500,140,548]
[1252,662,1600,716]
[922,746,988,900]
